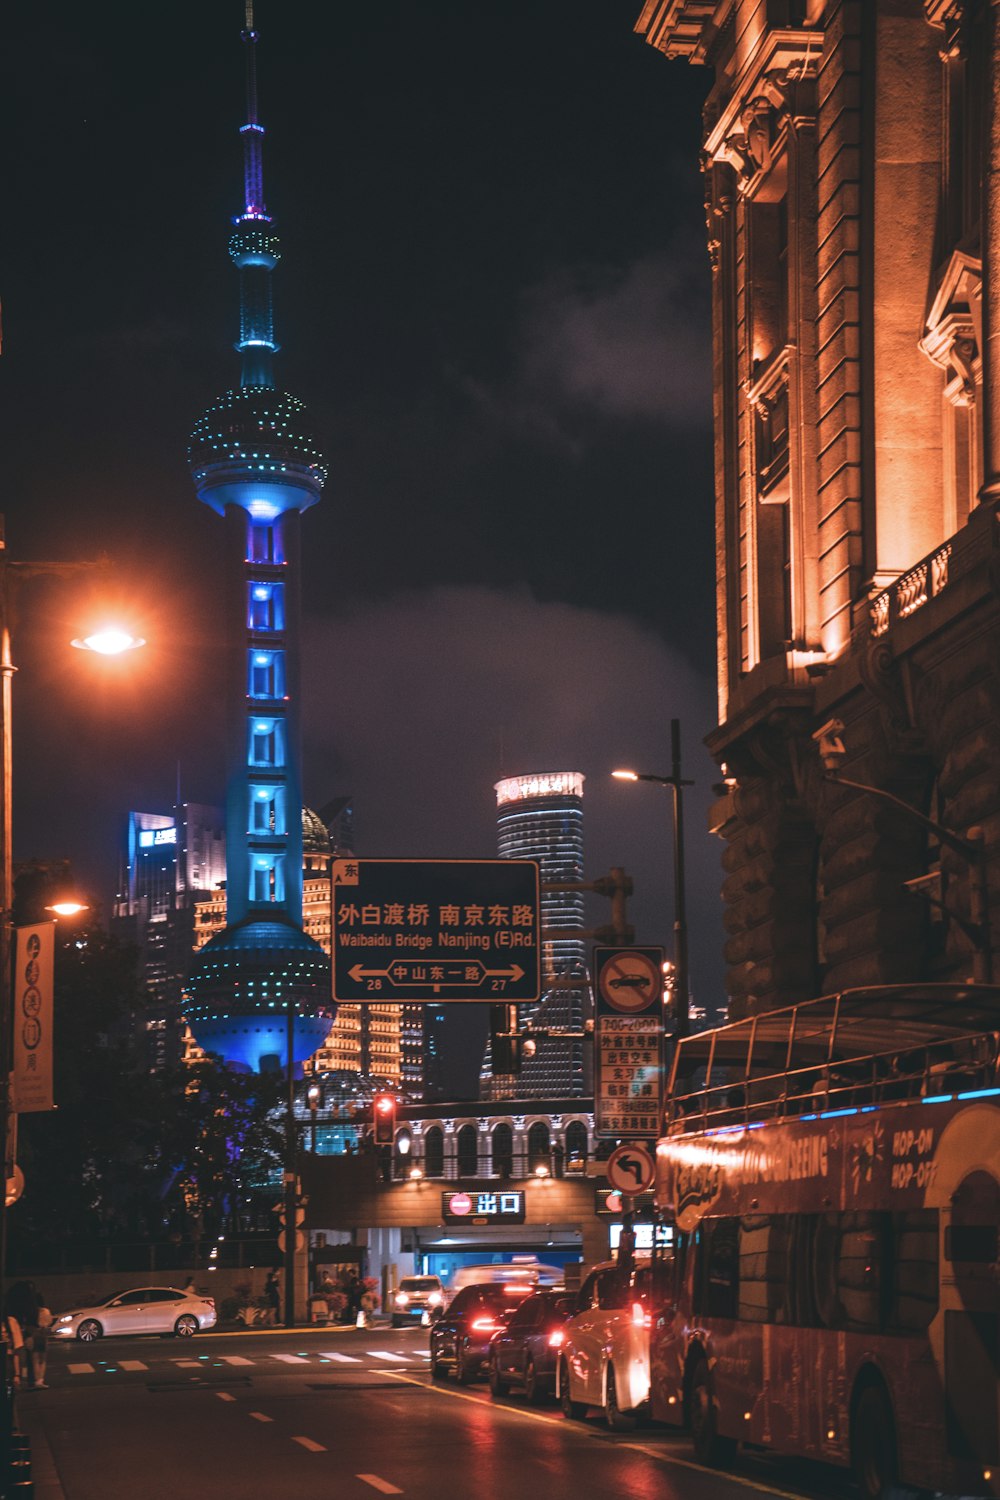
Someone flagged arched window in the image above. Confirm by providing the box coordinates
[527,1121,550,1171]
[456,1124,479,1178]
[491,1123,513,1178]
[565,1120,588,1165]
[424,1126,444,1178]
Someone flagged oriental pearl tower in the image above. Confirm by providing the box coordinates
[184,2,332,1073]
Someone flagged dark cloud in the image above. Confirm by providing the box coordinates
[302,585,725,1016]
[517,241,712,425]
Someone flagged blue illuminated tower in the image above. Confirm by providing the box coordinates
[184,2,331,1073]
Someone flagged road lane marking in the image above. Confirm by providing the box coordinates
[250,1412,273,1423]
[223,1356,254,1366]
[369,1351,409,1362]
[380,1373,810,1500]
[215,1392,237,1402]
[273,1353,310,1364]
[357,1477,403,1495]
[67,1363,96,1374]
[292,1436,326,1452]
[118,1360,148,1371]
[173,1360,201,1368]
[319,1352,359,1362]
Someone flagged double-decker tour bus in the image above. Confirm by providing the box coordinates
[649,985,999,1500]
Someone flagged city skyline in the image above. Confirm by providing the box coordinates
[0,1,725,1057]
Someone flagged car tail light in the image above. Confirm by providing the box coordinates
[548,1328,565,1349]
[206,1299,215,1310]
[470,1316,502,1334]
[503,1283,532,1297]
[631,1301,651,1330]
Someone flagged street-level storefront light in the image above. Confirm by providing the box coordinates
[71,628,146,656]
[534,1164,550,1179]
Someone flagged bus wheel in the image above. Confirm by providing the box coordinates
[852,1381,897,1500]
[689,1356,734,1467]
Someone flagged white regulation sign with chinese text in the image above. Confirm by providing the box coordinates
[594,945,664,1139]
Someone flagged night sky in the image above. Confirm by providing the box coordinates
[2,2,719,1090]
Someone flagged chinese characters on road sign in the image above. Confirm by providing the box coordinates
[331,860,541,1003]
[442,1190,526,1225]
[593,946,665,1138]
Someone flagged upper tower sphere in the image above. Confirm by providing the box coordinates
[188,385,327,516]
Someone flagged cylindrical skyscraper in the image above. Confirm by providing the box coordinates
[184,3,331,1073]
[485,772,589,1097]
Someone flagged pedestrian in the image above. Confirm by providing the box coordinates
[346,1271,363,1326]
[31,1297,52,1389]
[264,1269,281,1326]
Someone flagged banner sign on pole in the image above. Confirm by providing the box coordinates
[331,859,540,1003]
[13,922,55,1113]
[593,945,665,1139]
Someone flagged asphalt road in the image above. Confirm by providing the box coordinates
[16,1325,854,1500]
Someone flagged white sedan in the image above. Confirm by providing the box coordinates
[51,1286,217,1342]
[556,1262,654,1430]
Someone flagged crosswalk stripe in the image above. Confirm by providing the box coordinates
[320,1352,359,1362]
[292,1436,326,1453]
[357,1475,403,1495]
[216,1392,237,1403]
[118,1360,148,1371]
[273,1353,309,1364]
[68,1363,94,1375]
[174,1360,201,1368]
[222,1355,254,1366]
[369,1351,408,1362]
[250,1412,273,1423]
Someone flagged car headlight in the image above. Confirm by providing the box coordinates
[428,1292,442,1306]
[53,1315,73,1326]
[395,1291,409,1306]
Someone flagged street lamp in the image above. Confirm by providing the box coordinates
[612,717,694,1040]
[306,1082,322,1153]
[0,517,144,1477]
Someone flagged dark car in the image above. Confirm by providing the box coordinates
[430,1282,534,1384]
[487,1290,576,1403]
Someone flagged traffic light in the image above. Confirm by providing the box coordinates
[490,1002,522,1074]
[373,1093,396,1145]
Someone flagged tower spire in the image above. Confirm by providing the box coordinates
[230,0,280,386]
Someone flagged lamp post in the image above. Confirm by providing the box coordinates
[612,717,694,1040]
[0,516,143,1486]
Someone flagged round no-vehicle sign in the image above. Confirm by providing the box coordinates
[597,948,661,1013]
[606,1142,656,1195]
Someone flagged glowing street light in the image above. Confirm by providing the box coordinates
[45,901,89,918]
[71,628,146,655]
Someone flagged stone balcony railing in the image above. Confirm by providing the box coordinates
[858,498,999,644]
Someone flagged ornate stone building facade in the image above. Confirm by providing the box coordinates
[636,1,1000,1013]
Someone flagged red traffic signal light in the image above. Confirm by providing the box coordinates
[373,1093,396,1146]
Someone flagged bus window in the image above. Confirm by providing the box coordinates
[739,1215,793,1324]
[694,1217,739,1320]
[837,1212,884,1334]
[889,1210,938,1333]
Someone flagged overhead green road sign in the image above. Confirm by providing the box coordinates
[331,859,541,1003]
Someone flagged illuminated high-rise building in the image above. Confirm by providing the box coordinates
[481,772,589,1099]
[113,804,226,1070]
[183,3,331,1072]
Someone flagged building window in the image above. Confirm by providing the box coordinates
[491,1123,513,1178]
[423,1128,444,1177]
[565,1119,588,1165]
[247,581,286,633]
[250,854,285,905]
[249,784,285,836]
[248,650,285,700]
[527,1121,550,1171]
[248,524,283,564]
[456,1124,479,1178]
[248,718,286,769]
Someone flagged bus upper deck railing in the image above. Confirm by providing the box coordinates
[665,984,1000,1134]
